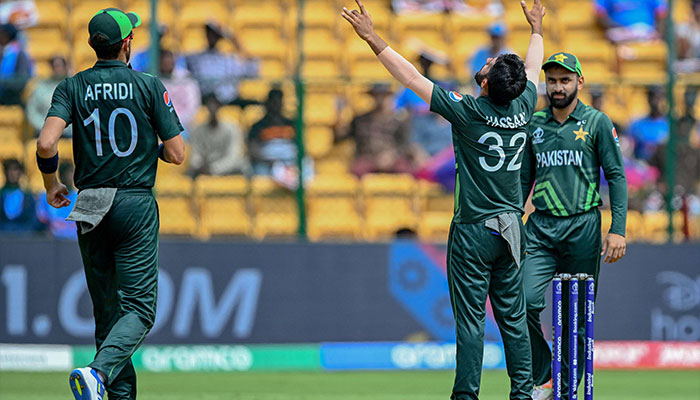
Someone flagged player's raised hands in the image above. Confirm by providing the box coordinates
[521,0,546,35]
[342,0,374,41]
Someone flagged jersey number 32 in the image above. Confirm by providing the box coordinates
[83,108,138,157]
[477,131,526,172]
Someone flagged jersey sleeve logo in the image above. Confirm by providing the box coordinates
[163,90,172,107]
[448,91,463,102]
[613,126,620,147]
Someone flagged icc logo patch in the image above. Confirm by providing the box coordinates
[448,91,463,102]
[163,91,172,107]
[533,127,545,144]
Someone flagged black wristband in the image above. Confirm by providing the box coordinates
[36,151,59,174]
[158,143,169,163]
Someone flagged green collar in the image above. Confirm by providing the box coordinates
[94,60,127,68]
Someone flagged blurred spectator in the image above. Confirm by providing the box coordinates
[595,0,667,43]
[0,159,41,233]
[26,56,71,137]
[337,83,415,177]
[188,95,248,177]
[468,22,511,92]
[628,86,669,160]
[392,0,470,13]
[248,88,297,176]
[159,49,200,133]
[36,161,77,239]
[0,23,33,104]
[131,25,186,73]
[186,22,259,106]
[676,0,700,74]
[395,49,452,157]
[649,87,700,196]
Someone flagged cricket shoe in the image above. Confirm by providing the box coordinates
[531,381,553,400]
[69,367,105,400]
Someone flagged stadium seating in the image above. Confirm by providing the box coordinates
[4,0,693,243]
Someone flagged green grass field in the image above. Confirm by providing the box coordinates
[2,370,698,400]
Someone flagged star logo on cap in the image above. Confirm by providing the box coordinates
[554,53,568,63]
[573,126,589,142]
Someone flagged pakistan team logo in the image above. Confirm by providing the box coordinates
[533,127,545,144]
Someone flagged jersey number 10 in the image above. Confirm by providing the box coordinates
[83,108,138,157]
[478,131,526,172]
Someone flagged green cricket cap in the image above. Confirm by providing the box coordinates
[88,8,141,46]
[542,52,583,76]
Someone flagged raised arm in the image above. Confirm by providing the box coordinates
[521,0,546,85]
[342,0,433,104]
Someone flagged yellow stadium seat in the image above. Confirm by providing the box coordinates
[154,174,193,197]
[178,1,229,31]
[301,0,336,31]
[0,139,24,161]
[304,125,334,159]
[393,13,445,39]
[362,173,418,240]
[559,2,597,30]
[194,175,248,197]
[625,210,643,241]
[123,0,175,27]
[304,92,339,126]
[642,211,669,243]
[199,197,251,237]
[417,211,452,243]
[231,1,284,31]
[157,197,198,235]
[302,59,341,79]
[418,180,453,214]
[34,0,68,32]
[306,174,361,240]
[250,176,298,238]
[315,158,350,175]
[218,105,243,125]
[238,80,272,102]
[0,105,25,128]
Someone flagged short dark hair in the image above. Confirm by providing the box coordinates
[2,158,22,173]
[486,53,527,106]
[90,33,123,60]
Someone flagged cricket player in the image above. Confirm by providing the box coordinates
[343,1,545,398]
[36,8,185,400]
[520,53,627,400]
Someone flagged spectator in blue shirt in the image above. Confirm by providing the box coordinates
[595,0,668,43]
[0,159,41,233]
[468,22,510,94]
[628,86,669,160]
[36,161,77,239]
[0,23,33,105]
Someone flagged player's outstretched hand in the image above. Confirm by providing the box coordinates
[601,233,626,263]
[521,0,546,34]
[46,182,71,209]
[342,0,374,41]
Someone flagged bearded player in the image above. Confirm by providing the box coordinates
[36,7,185,400]
[520,53,627,400]
[343,1,546,398]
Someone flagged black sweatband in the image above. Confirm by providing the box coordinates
[36,152,59,174]
[158,143,169,163]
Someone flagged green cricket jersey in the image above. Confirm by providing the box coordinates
[430,81,538,224]
[47,60,183,190]
[520,100,627,236]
